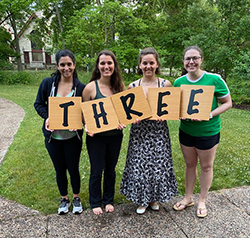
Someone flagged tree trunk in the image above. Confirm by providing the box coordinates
[55,3,65,48]
[104,17,108,45]
[9,13,23,71]
[170,67,173,77]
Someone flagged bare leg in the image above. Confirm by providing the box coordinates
[197,144,218,214]
[181,144,198,201]
[174,144,198,209]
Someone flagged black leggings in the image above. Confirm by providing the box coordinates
[86,134,123,208]
[45,135,82,196]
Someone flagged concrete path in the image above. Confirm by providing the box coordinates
[0,98,25,165]
[0,98,249,238]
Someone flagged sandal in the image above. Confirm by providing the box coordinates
[197,207,207,218]
[150,202,159,211]
[173,201,194,211]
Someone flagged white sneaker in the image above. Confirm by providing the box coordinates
[58,198,70,215]
[72,197,83,214]
[136,206,147,215]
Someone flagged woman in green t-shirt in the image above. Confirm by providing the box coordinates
[173,46,232,218]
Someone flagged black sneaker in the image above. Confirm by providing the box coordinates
[72,197,83,214]
[58,198,70,215]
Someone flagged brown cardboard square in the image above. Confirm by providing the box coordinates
[147,87,181,120]
[81,97,119,134]
[49,97,82,130]
[111,86,152,125]
[180,85,215,120]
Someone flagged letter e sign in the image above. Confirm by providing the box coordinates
[180,85,215,120]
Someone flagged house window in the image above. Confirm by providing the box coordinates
[24,52,30,63]
[32,50,43,61]
[45,52,51,64]
[30,30,43,62]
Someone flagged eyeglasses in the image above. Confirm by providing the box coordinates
[183,56,202,62]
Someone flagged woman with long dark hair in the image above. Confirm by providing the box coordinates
[34,49,85,215]
[82,50,125,215]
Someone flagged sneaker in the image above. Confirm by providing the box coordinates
[58,198,70,215]
[72,197,83,214]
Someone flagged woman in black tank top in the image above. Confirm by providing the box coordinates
[82,50,125,215]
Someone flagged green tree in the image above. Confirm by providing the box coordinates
[187,0,250,79]
[66,0,150,72]
[0,27,16,69]
[33,0,89,51]
[0,0,32,71]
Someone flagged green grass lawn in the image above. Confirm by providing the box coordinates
[0,83,249,214]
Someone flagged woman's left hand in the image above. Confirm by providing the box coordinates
[117,123,126,130]
[156,116,164,122]
[190,118,202,122]
[69,129,77,132]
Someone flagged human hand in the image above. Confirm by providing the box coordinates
[69,129,77,132]
[133,118,141,124]
[45,118,54,132]
[190,118,202,122]
[84,125,94,137]
[117,123,126,130]
[156,116,164,122]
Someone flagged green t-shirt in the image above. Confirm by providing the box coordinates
[173,71,230,136]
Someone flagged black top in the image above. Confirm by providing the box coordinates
[34,74,85,141]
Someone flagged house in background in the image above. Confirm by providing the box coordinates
[6,11,56,69]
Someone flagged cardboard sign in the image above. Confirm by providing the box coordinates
[147,87,181,120]
[48,97,82,129]
[81,97,119,134]
[180,85,215,121]
[111,86,152,125]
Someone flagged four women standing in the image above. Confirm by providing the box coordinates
[35,46,231,217]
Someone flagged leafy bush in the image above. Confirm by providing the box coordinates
[227,77,250,104]
[231,52,250,80]
[0,71,31,85]
[228,52,250,104]
[9,71,32,85]
[0,60,14,70]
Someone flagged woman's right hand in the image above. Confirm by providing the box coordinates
[133,118,141,124]
[45,118,54,132]
[84,125,94,137]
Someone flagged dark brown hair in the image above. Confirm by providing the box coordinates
[90,50,124,93]
[137,47,161,75]
[51,49,78,78]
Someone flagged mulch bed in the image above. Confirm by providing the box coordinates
[232,102,250,111]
